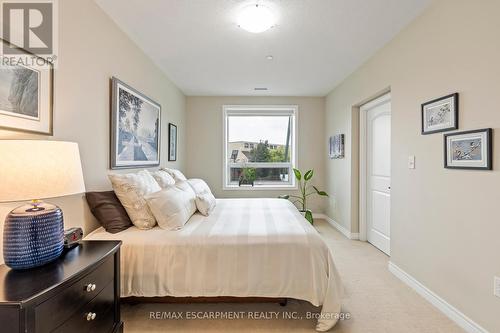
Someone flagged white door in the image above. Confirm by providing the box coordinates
[361,94,391,255]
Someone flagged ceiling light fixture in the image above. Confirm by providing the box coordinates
[237,4,275,33]
[266,55,274,60]
[254,87,268,91]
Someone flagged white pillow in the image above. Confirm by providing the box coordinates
[175,180,196,196]
[187,178,212,195]
[195,192,216,216]
[145,181,196,230]
[108,170,161,230]
[161,168,187,182]
[151,170,175,188]
[187,178,216,216]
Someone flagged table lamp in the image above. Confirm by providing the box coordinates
[0,140,85,270]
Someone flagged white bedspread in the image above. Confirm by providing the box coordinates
[85,198,343,331]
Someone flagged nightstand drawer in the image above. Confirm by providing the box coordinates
[53,280,115,333]
[35,255,114,332]
[0,241,122,333]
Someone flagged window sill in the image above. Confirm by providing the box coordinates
[223,184,297,191]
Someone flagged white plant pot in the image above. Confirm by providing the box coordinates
[299,210,314,224]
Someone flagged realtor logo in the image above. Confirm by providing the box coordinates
[1,0,57,56]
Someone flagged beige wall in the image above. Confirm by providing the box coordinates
[186,96,327,213]
[325,0,500,331]
[0,0,186,262]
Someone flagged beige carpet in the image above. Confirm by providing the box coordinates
[121,219,463,332]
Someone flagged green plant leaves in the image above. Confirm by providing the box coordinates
[293,168,301,180]
[278,168,329,213]
[304,209,314,225]
[312,185,329,196]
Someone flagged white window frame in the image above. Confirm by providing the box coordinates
[223,105,298,190]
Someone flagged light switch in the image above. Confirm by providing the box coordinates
[494,276,500,298]
[408,155,415,169]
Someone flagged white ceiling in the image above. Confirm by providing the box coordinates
[95,0,431,96]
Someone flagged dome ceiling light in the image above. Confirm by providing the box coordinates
[237,4,276,33]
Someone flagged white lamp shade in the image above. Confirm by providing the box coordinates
[0,140,86,202]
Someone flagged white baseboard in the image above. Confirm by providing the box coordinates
[388,262,488,333]
[313,213,359,240]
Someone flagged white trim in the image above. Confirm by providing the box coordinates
[360,93,392,111]
[222,105,298,191]
[314,214,359,240]
[359,92,391,243]
[223,104,297,116]
[223,184,298,191]
[388,262,489,333]
[228,162,291,168]
[359,105,368,242]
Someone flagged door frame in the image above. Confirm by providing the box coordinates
[359,92,391,243]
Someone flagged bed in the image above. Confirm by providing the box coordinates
[85,198,343,331]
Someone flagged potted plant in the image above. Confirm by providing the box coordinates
[279,168,328,224]
[239,167,256,186]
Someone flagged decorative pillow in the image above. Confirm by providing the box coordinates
[187,178,216,215]
[151,170,176,188]
[108,170,161,230]
[187,178,212,195]
[188,178,217,216]
[85,191,133,233]
[161,168,187,182]
[195,192,216,216]
[144,181,196,230]
[175,180,196,194]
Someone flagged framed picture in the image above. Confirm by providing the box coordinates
[329,134,345,159]
[421,93,458,135]
[444,128,492,170]
[0,38,53,135]
[168,123,177,161]
[110,77,161,169]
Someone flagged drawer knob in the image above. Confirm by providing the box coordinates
[85,283,97,292]
[86,312,97,321]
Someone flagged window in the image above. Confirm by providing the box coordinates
[223,105,297,189]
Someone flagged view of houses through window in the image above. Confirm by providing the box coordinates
[224,107,296,188]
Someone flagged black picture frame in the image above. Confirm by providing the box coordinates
[168,123,177,161]
[421,93,459,135]
[444,128,492,170]
[110,77,161,169]
[0,38,54,135]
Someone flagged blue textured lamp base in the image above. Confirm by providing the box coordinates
[3,202,64,270]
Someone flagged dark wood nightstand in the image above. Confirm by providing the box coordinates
[0,240,123,333]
